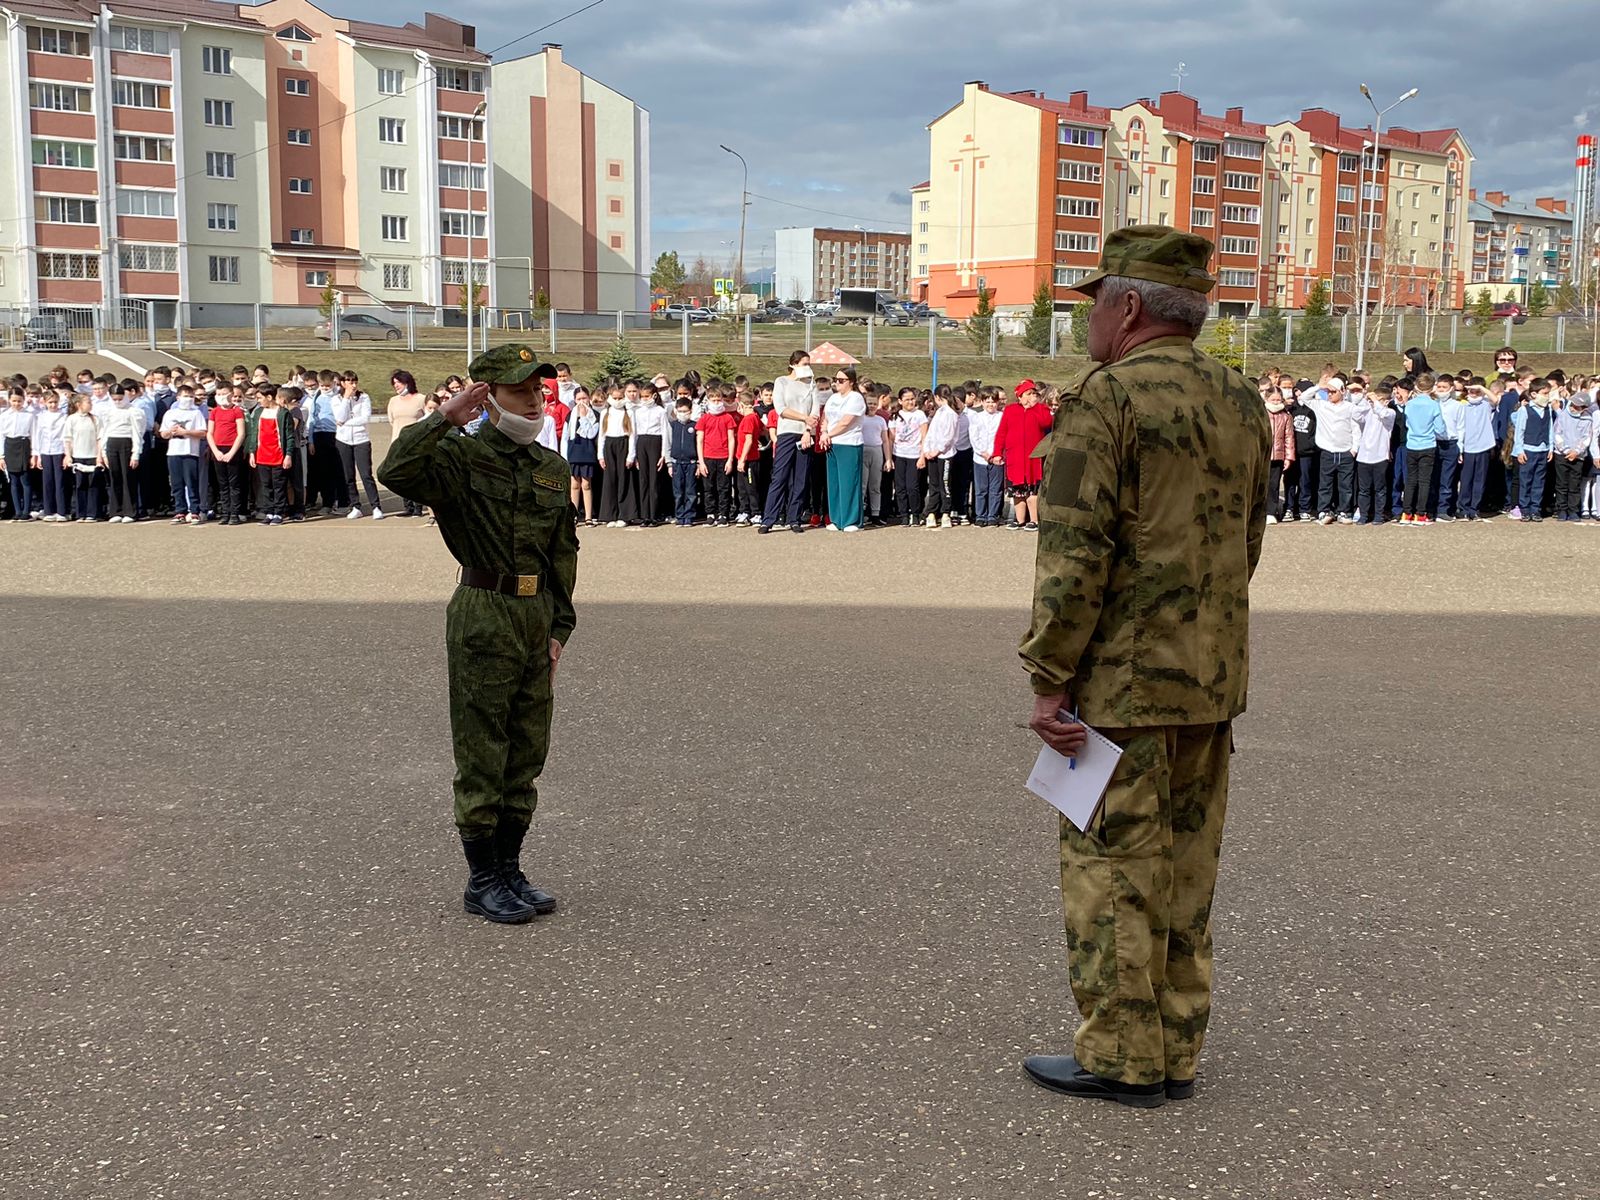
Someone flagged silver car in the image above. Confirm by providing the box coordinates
[316,313,403,342]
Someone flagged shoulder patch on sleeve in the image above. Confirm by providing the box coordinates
[1044,447,1089,509]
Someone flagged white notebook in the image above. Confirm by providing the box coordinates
[1026,722,1124,832]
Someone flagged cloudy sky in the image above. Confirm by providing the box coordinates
[344,0,1598,273]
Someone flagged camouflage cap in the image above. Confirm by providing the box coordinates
[1073,224,1216,295]
[468,344,556,386]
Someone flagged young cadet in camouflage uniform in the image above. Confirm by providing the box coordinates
[377,346,580,925]
[1018,227,1270,1107]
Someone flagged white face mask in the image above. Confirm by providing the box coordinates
[488,394,544,444]
[674,411,693,423]
[112,397,129,408]
[176,397,195,410]
[706,400,725,415]
[218,397,234,408]
[793,365,814,380]
[608,397,626,409]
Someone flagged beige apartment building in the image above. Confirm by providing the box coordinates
[0,3,647,323]
[1467,190,1573,300]
[773,225,911,303]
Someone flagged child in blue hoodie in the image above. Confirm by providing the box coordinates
[1552,388,1593,522]
[1400,372,1446,525]
[1456,376,1498,521]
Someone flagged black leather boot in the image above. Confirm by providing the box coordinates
[461,835,538,923]
[493,824,559,915]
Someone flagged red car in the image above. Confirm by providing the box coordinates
[1465,302,1528,326]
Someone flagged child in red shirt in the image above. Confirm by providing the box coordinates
[733,391,765,525]
[695,383,738,526]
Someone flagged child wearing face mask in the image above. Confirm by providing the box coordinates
[32,392,68,521]
[560,388,600,525]
[1552,388,1593,522]
[1510,378,1556,522]
[246,384,295,525]
[1262,381,1296,524]
[667,395,699,526]
[596,379,636,528]
[96,387,145,522]
[1351,383,1394,526]
[695,385,738,527]
[1429,374,1467,521]
[159,387,209,523]
[207,386,248,524]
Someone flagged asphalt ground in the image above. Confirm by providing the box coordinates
[1,508,1596,1200]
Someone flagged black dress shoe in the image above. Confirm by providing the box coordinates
[492,824,559,915]
[1165,1077,1195,1100]
[1021,1055,1166,1108]
[460,836,538,923]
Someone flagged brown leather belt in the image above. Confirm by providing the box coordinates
[460,568,541,597]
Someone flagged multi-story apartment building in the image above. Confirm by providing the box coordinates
[773,225,911,303]
[1467,191,1573,297]
[0,2,647,322]
[920,81,1471,318]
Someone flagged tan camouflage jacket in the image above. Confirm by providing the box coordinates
[1019,336,1270,727]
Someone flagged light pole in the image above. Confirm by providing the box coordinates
[719,144,748,304]
[853,224,869,288]
[1356,84,1417,369]
[464,98,487,370]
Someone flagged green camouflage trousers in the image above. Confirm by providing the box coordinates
[445,585,554,840]
[1058,721,1232,1086]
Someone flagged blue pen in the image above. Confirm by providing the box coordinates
[1060,707,1078,769]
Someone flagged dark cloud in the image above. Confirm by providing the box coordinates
[339,0,1600,271]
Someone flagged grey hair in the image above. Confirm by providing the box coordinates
[1096,275,1208,335]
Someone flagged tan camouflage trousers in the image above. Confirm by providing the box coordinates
[1058,721,1232,1086]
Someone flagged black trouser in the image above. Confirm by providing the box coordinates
[763,433,808,527]
[1267,460,1285,519]
[1402,448,1435,517]
[337,441,380,513]
[1290,449,1318,517]
[734,461,760,517]
[635,435,663,523]
[598,437,632,522]
[138,440,166,515]
[921,457,949,520]
[104,437,136,518]
[257,463,288,518]
[1356,460,1387,523]
[214,453,243,519]
[71,460,99,520]
[1317,450,1354,516]
[700,458,734,521]
[947,448,973,520]
[310,430,346,508]
[39,456,66,518]
[894,456,924,520]
[1554,455,1588,518]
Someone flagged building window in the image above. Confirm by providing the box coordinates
[608,160,624,180]
[1218,269,1257,288]
[1059,125,1101,147]
[276,24,313,41]
[108,81,167,109]
[1192,208,1214,228]
[1335,215,1354,233]
[206,151,237,179]
[1338,154,1360,173]
[1056,197,1100,217]
[378,68,405,95]
[115,189,176,217]
[380,214,408,241]
[1221,204,1261,224]
[918,199,930,213]
[435,66,484,92]
[1055,232,1100,253]
[1128,183,1140,195]
[380,166,407,192]
[1159,179,1171,197]
[1361,183,1381,201]
[1219,236,1259,256]
[918,242,928,256]
[208,255,240,284]
[1054,266,1090,286]
[382,263,411,290]
[1306,187,1315,204]
[203,98,233,126]
[1161,146,1172,163]
[609,233,624,251]
[438,162,487,189]
[207,203,238,231]
[1195,143,1219,163]
[26,26,91,55]
[1305,217,1314,235]
[1224,139,1261,160]
[115,135,173,163]
[439,212,487,237]
[202,45,232,74]
[436,115,482,141]
[1057,160,1102,183]
[112,25,171,53]
[1337,185,1356,203]
[1334,245,1353,262]
[1304,248,1314,265]
[117,243,178,272]
[440,260,487,284]
[284,77,310,96]
[1222,172,1260,192]
[1411,221,1420,237]
[36,251,100,279]
[31,139,95,168]
[288,177,313,194]
[374,117,407,143]
[36,195,97,224]
[1193,177,1216,195]
[1128,150,1141,163]
[305,269,329,287]
[289,228,314,244]
[608,196,624,216]
[287,128,311,146]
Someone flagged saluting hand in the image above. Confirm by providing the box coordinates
[440,381,490,428]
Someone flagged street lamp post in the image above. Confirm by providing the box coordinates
[1356,84,1417,369]
[719,145,749,304]
[465,98,488,371]
[853,224,870,289]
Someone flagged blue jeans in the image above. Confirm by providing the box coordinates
[1389,448,1406,516]
[670,460,697,522]
[1518,453,1548,515]
[1432,439,1461,517]
[167,454,200,514]
[763,432,808,528]
[1291,449,1318,516]
[972,460,1005,523]
[1458,450,1491,518]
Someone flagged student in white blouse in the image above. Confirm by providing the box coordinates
[628,379,670,527]
[31,392,69,521]
[334,370,384,519]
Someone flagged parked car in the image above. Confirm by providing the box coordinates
[767,305,804,321]
[1465,301,1527,326]
[21,315,73,351]
[663,303,716,323]
[315,313,402,341]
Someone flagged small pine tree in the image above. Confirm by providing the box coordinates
[1297,279,1339,352]
[703,350,739,383]
[532,288,551,326]
[1471,287,1495,323]
[1527,281,1549,318]
[458,279,483,322]
[1070,301,1091,355]
[1204,317,1245,370]
[967,287,995,353]
[1249,306,1287,352]
[318,284,337,319]
[589,336,648,388]
[1553,280,1578,315]
[1021,279,1055,355]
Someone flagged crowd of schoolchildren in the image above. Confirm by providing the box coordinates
[1258,347,1599,526]
[2,345,1595,531]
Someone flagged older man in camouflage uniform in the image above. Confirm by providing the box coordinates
[1019,226,1270,1107]
[379,345,580,926]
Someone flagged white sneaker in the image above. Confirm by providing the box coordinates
[940,515,953,529]
[736,513,749,525]
[842,524,861,532]
[346,508,362,520]
[610,520,625,528]
[924,515,937,528]
[825,523,839,531]
[371,509,386,520]
[1265,515,1278,524]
